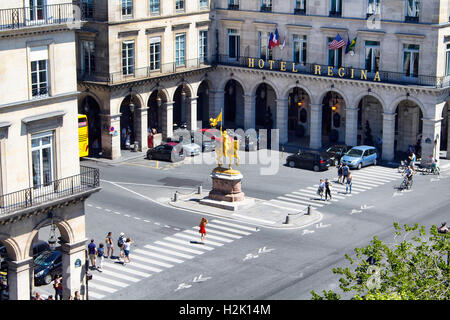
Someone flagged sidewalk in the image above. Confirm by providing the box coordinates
[168,192,322,230]
[82,150,146,166]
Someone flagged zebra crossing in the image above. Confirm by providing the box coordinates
[83,219,258,300]
[262,166,403,212]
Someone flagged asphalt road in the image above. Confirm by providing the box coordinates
[36,150,450,300]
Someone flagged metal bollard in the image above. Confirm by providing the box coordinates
[133,141,139,152]
[173,192,178,202]
[306,205,311,215]
[284,215,290,224]
[198,185,202,194]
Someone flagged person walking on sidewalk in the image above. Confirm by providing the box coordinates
[346,172,353,194]
[87,239,97,269]
[97,243,105,272]
[317,179,325,200]
[117,232,126,260]
[122,238,134,265]
[324,179,332,201]
[199,217,208,243]
[105,232,114,259]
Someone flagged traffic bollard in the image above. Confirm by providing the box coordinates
[284,215,290,224]
[198,185,202,194]
[173,192,178,202]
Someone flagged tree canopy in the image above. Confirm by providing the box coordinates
[311,223,450,300]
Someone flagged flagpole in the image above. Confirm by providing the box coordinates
[220,107,223,133]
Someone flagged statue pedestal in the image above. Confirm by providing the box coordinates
[208,167,245,202]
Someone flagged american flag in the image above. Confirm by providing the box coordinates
[328,34,346,50]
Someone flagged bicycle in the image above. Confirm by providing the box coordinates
[400,174,413,190]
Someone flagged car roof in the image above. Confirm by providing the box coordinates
[164,142,178,146]
[350,145,376,150]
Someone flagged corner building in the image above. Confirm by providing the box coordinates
[79,0,450,163]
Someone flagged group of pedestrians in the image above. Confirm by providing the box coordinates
[336,162,353,194]
[32,290,81,300]
[317,163,353,199]
[88,232,134,270]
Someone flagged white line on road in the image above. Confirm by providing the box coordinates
[134,248,185,263]
[154,241,204,255]
[182,229,233,243]
[173,232,224,247]
[103,261,153,277]
[144,244,195,259]
[164,237,215,251]
[131,254,175,268]
[206,223,252,235]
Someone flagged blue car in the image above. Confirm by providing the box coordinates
[341,146,378,170]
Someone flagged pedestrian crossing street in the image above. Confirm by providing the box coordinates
[262,166,403,213]
[83,219,258,299]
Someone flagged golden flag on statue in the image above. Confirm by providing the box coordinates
[209,112,222,128]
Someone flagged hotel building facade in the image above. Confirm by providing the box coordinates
[79,0,450,163]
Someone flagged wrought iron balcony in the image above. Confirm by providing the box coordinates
[228,4,239,10]
[260,5,272,12]
[0,2,82,31]
[78,57,213,85]
[215,54,449,89]
[329,10,342,17]
[0,166,100,216]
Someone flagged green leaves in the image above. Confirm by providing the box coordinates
[311,223,450,300]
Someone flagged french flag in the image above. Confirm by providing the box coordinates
[268,28,280,49]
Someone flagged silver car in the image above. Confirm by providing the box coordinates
[180,141,201,156]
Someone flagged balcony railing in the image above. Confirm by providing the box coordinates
[0,166,99,216]
[0,2,81,31]
[215,54,449,88]
[228,4,239,10]
[294,8,306,15]
[260,5,272,12]
[78,57,213,85]
[329,10,342,17]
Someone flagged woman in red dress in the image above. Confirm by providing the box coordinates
[199,217,208,243]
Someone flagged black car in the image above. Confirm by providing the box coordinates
[323,144,352,166]
[146,142,185,162]
[33,250,62,286]
[286,151,333,171]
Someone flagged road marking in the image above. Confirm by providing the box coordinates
[105,209,111,212]
[114,211,121,215]
[299,189,346,199]
[154,241,204,255]
[100,269,141,282]
[287,192,338,202]
[92,274,129,288]
[206,223,252,235]
[112,260,163,273]
[144,244,195,259]
[262,200,307,212]
[190,226,244,238]
[277,196,325,207]
[134,217,141,220]
[89,282,118,293]
[173,232,224,247]
[96,206,102,210]
[144,220,151,223]
[182,229,233,243]
[231,213,278,224]
[164,237,215,251]
[351,173,393,183]
[134,248,184,263]
[131,254,175,268]
[88,291,105,299]
[104,260,154,277]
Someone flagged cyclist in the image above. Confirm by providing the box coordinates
[408,151,416,173]
[404,165,414,188]
[430,156,440,175]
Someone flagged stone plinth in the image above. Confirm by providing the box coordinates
[208,168,245,202]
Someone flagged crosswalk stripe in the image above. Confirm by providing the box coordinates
[164,236,215,251]
[154,241,204,255]
[266,199,315,211]
[362,168,402,178]
[349,178,384,186]
[134,248,184,263]
[91,274,129,288]
[211,219,258,232]
[144,244,195,259]
[277,196,325,207]
[131,253,175,268]
[112,260,162,273]
[190,226,242,239]
[368,167,400,174]
[285,193,338,203]
[351,173,393,182]
[103,260,155,277]
[207,223,252,235]
[292,191,340,201]
[329,181,372,189]
[286,191,339,202]
[183,229,234,243]
[174,232,224,246]
[88,282,118,293]
[100,269,141,282]
[262,200,306,211]
[88,291,105,299]
[315,184,366,192]
[312,185,360,194]
[298,189,346,199]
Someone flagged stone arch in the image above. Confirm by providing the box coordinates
[351,90,386,111]
[387,94,426,116]
[78,91,103,113]
[281,84,313,102]
[356,94,384,147]
[317,88,350,110]
[285,85,313,140]
[173,83,193,129]
[249,79,280,100]
[119,94,142,149]
[0,237,21,262]
[253,82,278,130]
[223,79,245,128]
[197,79,214,129]
[218,75,248,94]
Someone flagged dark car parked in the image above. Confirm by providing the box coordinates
[323,144,352,166]
[33,250,62,286]
[286,151,333,171]
[146,142,185,162]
